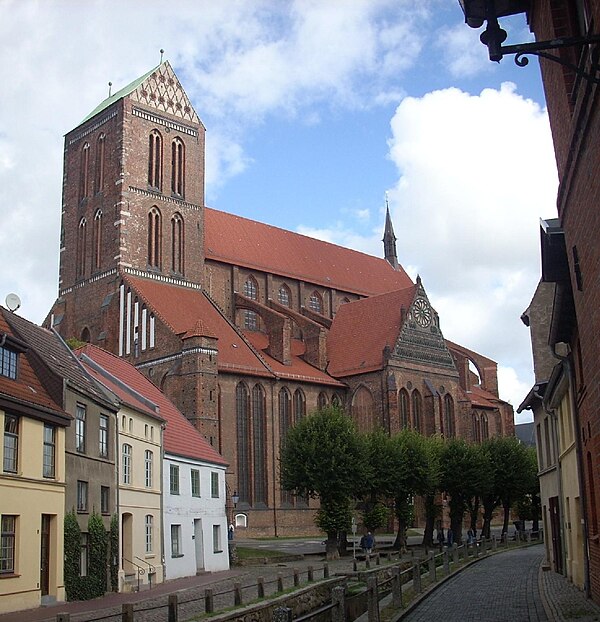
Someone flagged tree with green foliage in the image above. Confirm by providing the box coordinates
[516,446,542,533]
[480,436,531,537]
[421,435,444,547]
[388,430,430,551]
[64,510,82,601]
[440,438,492,544]
[109,514,119,592]
[280,407,368,559]
[88,512,108,598]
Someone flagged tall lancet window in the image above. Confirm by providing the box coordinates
[148,130,162,190]
[92,209,102,271]
[80,142,90,201]
[171,138,185,197]
[95,133,105,193]
[148,207,162,269]
[171,213,184,274]
[76,217,87,278]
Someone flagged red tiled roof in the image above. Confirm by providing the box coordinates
[78,344,228,466]
[242,332,344,387]
[327,286,417,377]
[0,311,68,419]
[204,208,413,296]
[124,275,273,378]
[470,384,502,409]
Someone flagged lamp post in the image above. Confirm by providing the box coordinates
[231,491,239,525]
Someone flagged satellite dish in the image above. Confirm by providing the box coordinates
[5,293,21,313]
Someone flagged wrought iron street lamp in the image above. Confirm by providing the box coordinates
[458,0,600,84]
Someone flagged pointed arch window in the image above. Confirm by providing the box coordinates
[279,388,292,505]
[171,212,184,274]
[148,130,163,190]
[309,291,323,314]
[472,413,481,443]
[352,386,375,433]
[95,133,105,193]
[399,389,410,429]
[317,392,328,410]
[236,382,251,504]
[76,217,87,278]
[80,142,90,201]
[252,384,267,504]
[278,284,291,307]
[412,390,423,434]
[244,276,258,331]
[171,138,185,197]
[148,207,162,269]
[92,209,102,271]
[444,394,455,438]
[481,412,489,440]
[293,389,306,422]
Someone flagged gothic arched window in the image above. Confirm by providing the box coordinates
[252,384,267,504]
[293,389,306,422]
[444,394,455,438]
[171,138,185,197]
[95,133,105,193]
[92,209,102,272]
[318,392,328,410]
[171,212,184,274]
[472,413,481,443]
[148,130,163,190]
[399,389,410,429]
[80,142,90,201]
[412,390,423,434]
[278,284,291,307]
[148,207,162,268]
[309,291,323,314]
[481,412,489,440]
[352,386,375,433]
[236,382,251,504]
[244,276,258,331]
[279,388,292,505]
[77,217,87,278]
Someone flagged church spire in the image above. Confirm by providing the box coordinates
[382,195,398,270]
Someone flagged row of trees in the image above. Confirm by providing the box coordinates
[280,407,539,559]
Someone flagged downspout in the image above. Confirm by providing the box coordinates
[552,346,591,597]
[160,423,166,581]
[271,380,278,537]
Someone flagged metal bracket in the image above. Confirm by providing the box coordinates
[499,35,600,85]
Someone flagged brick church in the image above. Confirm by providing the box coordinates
[47,61,514,536]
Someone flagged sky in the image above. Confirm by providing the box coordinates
[0,0,559,422]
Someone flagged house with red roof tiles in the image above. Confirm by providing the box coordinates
[78,344,230,579]
[46,62,514,536]
[0,308,71,614]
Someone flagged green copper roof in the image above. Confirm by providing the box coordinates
[79,63,162,125]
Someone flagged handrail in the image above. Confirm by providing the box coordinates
[135,556,156,589]
[122,556,146,593]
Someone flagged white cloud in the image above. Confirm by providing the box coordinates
[437,23,491,78]
[385,83,557,408]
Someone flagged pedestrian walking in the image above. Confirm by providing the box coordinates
[446,527,454,547]
[364,531,374,555]
[437,527,445,548]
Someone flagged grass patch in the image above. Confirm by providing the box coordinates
[236,546,289,560]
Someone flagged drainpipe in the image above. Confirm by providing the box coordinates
[552,345,591,597]
[270,380,278,537]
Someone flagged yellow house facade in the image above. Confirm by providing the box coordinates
[0,309,71,615]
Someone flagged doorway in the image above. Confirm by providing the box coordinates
[40,515,51,597]
[194,519,204,574]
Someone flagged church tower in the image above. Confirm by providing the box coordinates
[51,62,206,341]
[383,201,399,269]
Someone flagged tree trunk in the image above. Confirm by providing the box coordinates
[502,500,511,535]
[325,534,340,560]
[468,495,479,537]
[449,498,465,545]
[422,494,436,547]
[481,499,495,540]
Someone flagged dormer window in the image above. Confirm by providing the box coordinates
[0,345,18,380]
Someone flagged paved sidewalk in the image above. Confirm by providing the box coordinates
[2,542,600,622]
